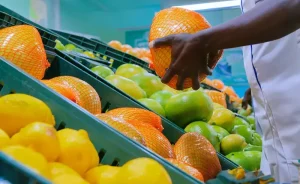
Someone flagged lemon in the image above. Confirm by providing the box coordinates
[117,158,172,184]
[2,145,50,179]
[0,94,55,136]
[57,129,99,176]
[213,102,225,110]
[208,108,235,132]
[85,165,120,184]
[10,122,60,162]
[49,162,80,179]
[0,129,10,149]
[52,174,89,184]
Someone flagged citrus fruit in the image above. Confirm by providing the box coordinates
[0,94,55,136]
[231,125,254,144]
[91,65,114,78]
[130,73,164,97]
[115,64,147,79]
[56,129,99,176]
[165,90,214,128]
[211,125,230,140]
[65,44,76,51]
[52,174,89,184]
[131,123,174,158]
[49,162,80,178]
[0,25,50,79]
[208,108,235,132]
[0,129,10,149]
[243,144,262,152]
[11,122,60,162]
[42,80,77,102]
[232,116,250,128]
[117,158,172,184]
[221,134,247,155]
[149,7,223,89]
[166,158,204,181]
[138,98,165,117]
[213,102,225,110]
[55,40,66,51]
[184,121,220,151]
[108,40,122,51]
[162,85,182,95]
[83,51,96,59]
[252,133,262,146]
[107,108,163,132]
[51,76,101,114]
[174,133,221,181]
[150,90,174,109]
[85,165,120,184]
[237,105,252,117]
[105,75,146,100]
[246,116,256,130]
[226,151,262,171]
[121,44,132,52]
[2,145,50,178]
[212,80,225,90]
[205,90,227,108]
[95,114,146,145]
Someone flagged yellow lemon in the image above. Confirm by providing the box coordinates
[49,162,80,179]
[117,158,172,184]
[0,94,55,136]
[52,174,89,184]
[213,102,225,110]
[57,129,99,176]
[85,165,120,184]
[0,129,10,149]
[11,122,60,162]
[2,145,50,179]
[208,108,235,132]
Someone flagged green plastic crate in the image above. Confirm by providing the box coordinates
[0,57,203,184]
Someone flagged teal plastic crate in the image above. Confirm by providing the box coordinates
[0,57,204,184]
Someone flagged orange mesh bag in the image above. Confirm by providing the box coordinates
[130,122,174,158]
[95,114,146,146]
[205,90,227,108]
[0,25,50,79]
[41,80,77,103]
[166,158,204,182]
[50,76,101,114]
[149,7,223,89]
[174,133,221,181]
[212,79,225,90]
[106,108,163,132]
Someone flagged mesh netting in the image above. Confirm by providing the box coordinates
[50,76,101,115]
[106,107,163,132]
[95,114,146,146]
[0,25,50,79]
[149,7,223,89]
[42,80,77,103]
[205,90,227,108]
[174,133,221,181]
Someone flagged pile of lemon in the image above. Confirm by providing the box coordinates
[0,93,172,184]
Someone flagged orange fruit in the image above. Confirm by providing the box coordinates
[205,90,227,108]
[106,108,163,132]
[149,7,223,89]
[166,158,204,182]
[202,78,213,86]
[95,114,146,145]
[126,49,139,58]
[51,76,101,114]
[223,86,238,97]
[0,25,50,79]
[212,80,225,90]
[131,123,174,158]
[174,133,221,181]
[42,80,77,103]
[108,40,122,51]
[121,44,132,52]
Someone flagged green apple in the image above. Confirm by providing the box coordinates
[105,75,146,100]
[208,108,235,132]
[252,133,262,146]
[211,125,230,140]
[138,98,165,117]
[226,151,261,171]
[221,134,247,155]
[247,116,256,130]
[65,43,76,51]
[165,90,213,128]
[150,90,174,109]
[243,144,262,152]
[130,73,164,97]
[185,121,220,151]
[91,65,114,78]
[231,125,254,144]
[115,64,147,79]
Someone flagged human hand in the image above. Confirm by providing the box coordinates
[242,88,252,110]
[149,33,221,90]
